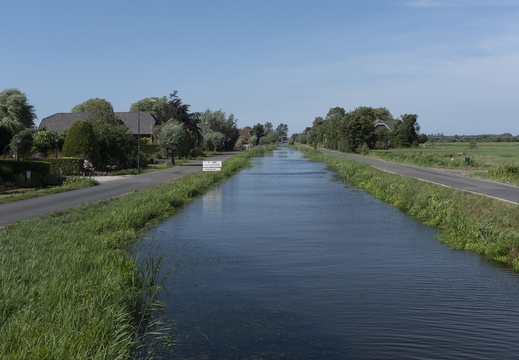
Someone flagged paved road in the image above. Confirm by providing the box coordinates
[318,148,519,205]
[0,153,235,227]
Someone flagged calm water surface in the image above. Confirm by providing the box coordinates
[134,148,519,359]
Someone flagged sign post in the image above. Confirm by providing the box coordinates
[203,160,222,171]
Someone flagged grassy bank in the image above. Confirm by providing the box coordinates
[297,147,519,270]
[368,142,519,185]
[0,147,272,359]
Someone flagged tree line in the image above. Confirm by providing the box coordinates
[292,106,427,153]
[0,88,288,173]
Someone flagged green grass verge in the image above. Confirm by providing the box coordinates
[0,178,99,205]
[367,142,519,185]
[0,147,272,359]
[297,146,519,270]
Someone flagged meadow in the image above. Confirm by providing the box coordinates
[0,147,272,359]
[368,142,519,185]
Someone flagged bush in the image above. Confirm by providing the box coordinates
[44,158,84,175]
[0,160,50,187]
[62,121,101,166]
[188,148,205,159]
[0,162,15,182]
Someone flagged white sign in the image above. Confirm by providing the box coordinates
[203,160,222,171]
[203,161,222,168]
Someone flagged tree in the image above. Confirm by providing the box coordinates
[322,107,347,150]
[89,116,136,170]
[341,107,377,153]
[156,121,189,165]
[72,98,136,170]
[0,89,36,150]
[199,109,239,151]
[275,123,289,141]
[33,131,56,156]
[264,122,273,135]
[130,97,167,115]
[250,123,265,145]
[62,121,100,167]
[72,98,114,113]
[155,91,202,151]
[391,114,419,147]
[373,107,393,122]
[203,131,226,152]
[10,130,33,160]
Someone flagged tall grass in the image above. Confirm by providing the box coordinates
[0,148,271,359]
[297,147,519,270]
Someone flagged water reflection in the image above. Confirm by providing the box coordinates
[134,147,519,359]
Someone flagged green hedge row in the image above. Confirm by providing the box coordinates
[44,158,84,175]
[0,160,51,187]
[0,158,84,187]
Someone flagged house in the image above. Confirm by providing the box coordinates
[373,119,396,132]
[238,128,251,138]
[38,112,157,138]
[235,128,252,149]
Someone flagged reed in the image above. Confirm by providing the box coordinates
[0,148,270,359]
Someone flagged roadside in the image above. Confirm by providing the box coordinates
[0,152,236,227]
[313,147,519,205]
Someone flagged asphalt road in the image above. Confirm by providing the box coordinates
[318,148,519,205]
[0,153,236,227]
[1,148,518,227]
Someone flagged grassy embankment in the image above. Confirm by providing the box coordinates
[0,146,272,359]
[368,142,519,185]
[297,146,519,270]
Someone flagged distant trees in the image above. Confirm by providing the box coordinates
[244,121,289,146]
[199,109,239,151]
[298,105,425,153]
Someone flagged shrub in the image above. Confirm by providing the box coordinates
[62,121,101,166]
[33,130,57,156]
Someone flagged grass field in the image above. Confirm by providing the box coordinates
[368,142,519,185]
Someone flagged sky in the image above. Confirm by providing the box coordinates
[2,0,519,136]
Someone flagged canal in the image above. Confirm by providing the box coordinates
[133,147,519,359]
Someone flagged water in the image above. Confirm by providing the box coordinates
[134,148,519,359]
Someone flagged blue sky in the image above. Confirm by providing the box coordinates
[2,0,519,135]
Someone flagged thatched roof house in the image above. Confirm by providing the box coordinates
[39,112,157,137]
